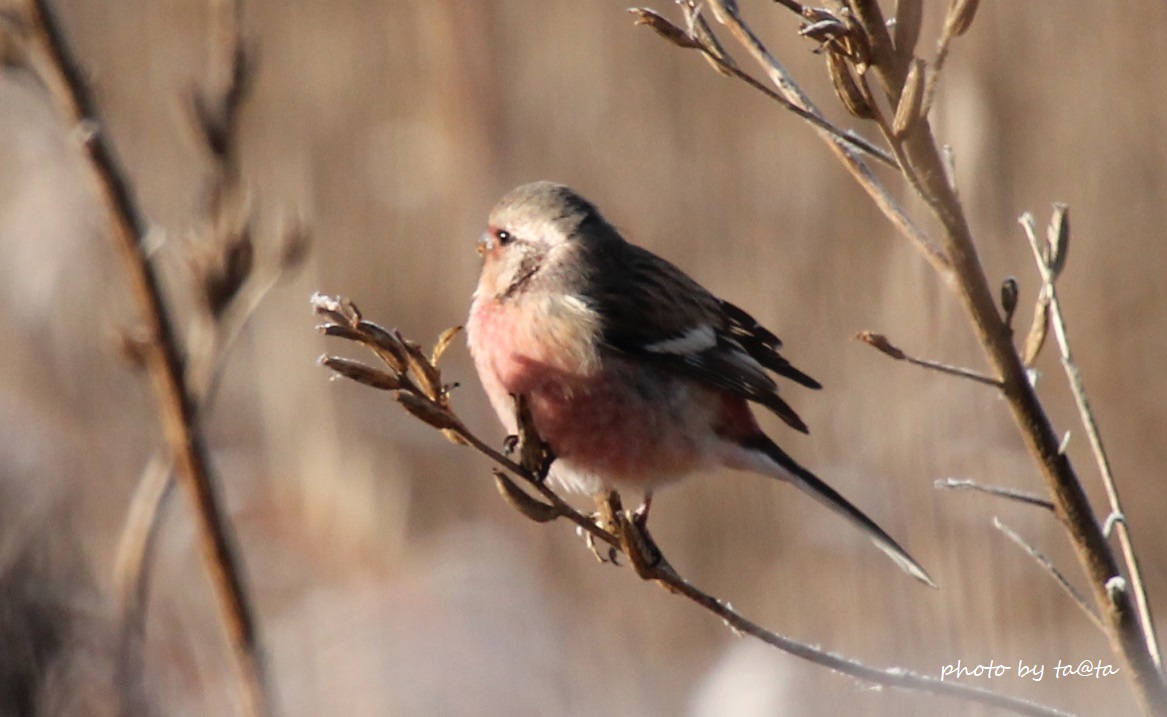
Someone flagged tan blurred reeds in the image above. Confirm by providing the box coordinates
[1,1,1165,715]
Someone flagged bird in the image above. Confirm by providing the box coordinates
[465,181,933,586]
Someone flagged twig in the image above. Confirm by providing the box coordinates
[313,296,1079,717]
[993,517,1104,631]
[630,8,897,168]
[640,4,1167,713]
[112,456,175,717]
[857,331,1002,387]
[920,0,982,118]
[1020,210,1163,670]
[697,1,953,276]
[24,2,272,716]
[935,478,1054,511]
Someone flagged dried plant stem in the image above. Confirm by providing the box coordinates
[701,1,952,275]
[853,5,1167,712]
[478,431,1073,717]
[453,414,1077,717]
[856,331,1001,387]
[993,517,1104,631]
[113,456,174,717]
[1019,214,1163,670]
[25,2,272,716]
[877,41,1167,717]
[642,2,1167,712]
[935,478,1054,511]
[632,8,896,167]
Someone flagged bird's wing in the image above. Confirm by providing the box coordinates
[594,242,819,433]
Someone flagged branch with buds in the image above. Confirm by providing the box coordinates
[634,1,1164,714]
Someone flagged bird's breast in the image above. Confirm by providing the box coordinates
[467,291,601,397]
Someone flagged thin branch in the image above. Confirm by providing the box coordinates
[857,331,1002,387]
[1019,211,1163,670]
[649,557,1075,717]
[112,456,175,717]
[935,478,1055,511]
[993,517,1104,631]
[771,0,806,16]
[24,2,272,716]
[696,1,953,275]
[639,4,1167,712]
[920,0,982,118]
[314,296,1079,717]
[630,8,897,168]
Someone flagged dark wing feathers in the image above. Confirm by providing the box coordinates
[720,299,821,390]
[594,243,819,433]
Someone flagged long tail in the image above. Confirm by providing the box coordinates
[741,434,936,587]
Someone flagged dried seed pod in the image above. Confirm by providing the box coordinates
[358,321,408,372]
[431,326,462,367]
[1022,296,1050,367]
[494,470,558,523]
[320,355,401,391]
[396,329,443,400]
[310,293,361,326]
[827,52,874,120]
[1000,277,1019,328]
[946,0,981,36]
[319,323,364,342]
[893,0,923,61]
[395,391,459,430]
[892,58,925,137]
[856,331,906,360]
[1047,204,1070,279]
[629,8,702,50]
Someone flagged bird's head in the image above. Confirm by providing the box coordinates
[476,181,616,300]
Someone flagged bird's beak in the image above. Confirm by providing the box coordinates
[476,231,492,257]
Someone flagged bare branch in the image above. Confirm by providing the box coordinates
[936,478,1055,511]
[696,1,952,275]
[22,2,274,715]
[993,517,1104,631]
[637,3,1167,711]
[919,0,981,118]
[1020,209,1163,670]
[629,8,897,167]
[857,331,1002,387]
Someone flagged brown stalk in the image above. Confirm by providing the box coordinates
[873,44,1167,717]
[697,1,952,274]
[641,2,1167,713]
[993,517,1104,632]
[24,2,273,716]
[1019,212,1162,671]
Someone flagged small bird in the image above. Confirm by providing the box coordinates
[466,181,932,585]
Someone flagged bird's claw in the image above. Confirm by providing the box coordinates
[590,492,665,579]
[584,528,621,565]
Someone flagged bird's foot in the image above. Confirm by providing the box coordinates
[595,492,665,579]
[584,526,620,566]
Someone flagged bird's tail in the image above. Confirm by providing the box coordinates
[741,434,936,587]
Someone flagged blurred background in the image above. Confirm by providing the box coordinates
[1,1,1165,715]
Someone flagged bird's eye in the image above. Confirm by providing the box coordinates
[495,229,513,245]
